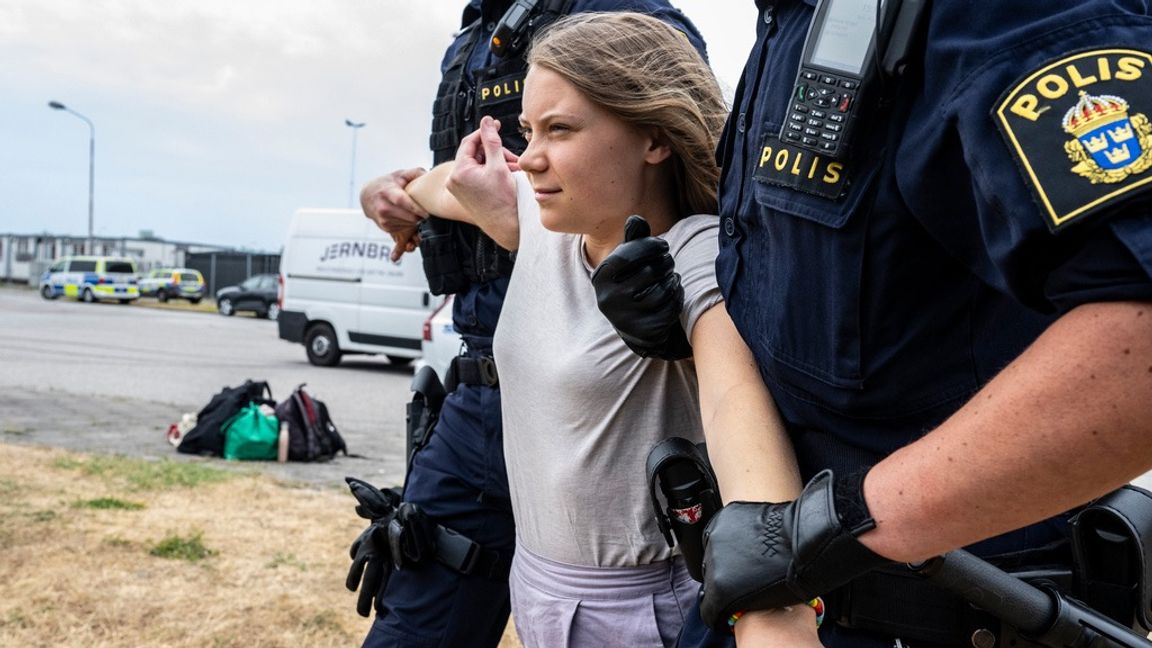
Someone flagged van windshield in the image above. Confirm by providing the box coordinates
[71,260,97,272]
[105,262,134,274]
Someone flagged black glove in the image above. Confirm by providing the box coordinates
[698,470,889,628]
[344,477,401,617]
[591,215,692,361]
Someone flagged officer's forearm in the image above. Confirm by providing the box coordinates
[859,300,1152,563]
[693,304,803,503]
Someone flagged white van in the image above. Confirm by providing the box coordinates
[277,208,440,367]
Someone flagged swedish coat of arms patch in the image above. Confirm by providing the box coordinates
[994,48,1152,231]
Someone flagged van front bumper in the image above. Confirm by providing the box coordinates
[278,310,307,343]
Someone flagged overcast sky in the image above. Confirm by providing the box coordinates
[0,1,757,251]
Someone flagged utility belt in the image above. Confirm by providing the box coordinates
[404,354,499,466]
[827,559,1072,647]
[387,501,513,580]
[647,437,1152,647]
[446,354,499,391]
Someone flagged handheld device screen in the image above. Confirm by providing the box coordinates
[809,0,880,75]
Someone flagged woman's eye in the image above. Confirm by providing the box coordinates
[549,124,569,133]
[518,126,532,141]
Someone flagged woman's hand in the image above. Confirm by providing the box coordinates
[446,116,521,250]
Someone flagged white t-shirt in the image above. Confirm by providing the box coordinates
[494,172,723,567]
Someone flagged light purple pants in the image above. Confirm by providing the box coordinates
[509,545,699,648]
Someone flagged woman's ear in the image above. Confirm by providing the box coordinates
[643,129,673,165]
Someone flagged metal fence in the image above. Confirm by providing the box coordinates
[187,252,281,297]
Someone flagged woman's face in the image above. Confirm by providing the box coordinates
[517,66,669,238]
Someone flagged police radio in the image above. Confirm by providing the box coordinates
[782,0,929,158]
[490,0,539,59]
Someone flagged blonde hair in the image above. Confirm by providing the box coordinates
[527,12,727,218]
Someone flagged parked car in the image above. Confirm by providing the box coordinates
[139,268,206,303]
[413,295,460,380]
[216,274,280,319]
[39,256,140,303]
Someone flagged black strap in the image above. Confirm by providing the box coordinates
[1072,485,1152,629]
[449,355,499,388]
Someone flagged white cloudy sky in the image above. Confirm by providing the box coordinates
[0,1,757,251]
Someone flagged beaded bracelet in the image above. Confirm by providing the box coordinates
[727,597,825,631]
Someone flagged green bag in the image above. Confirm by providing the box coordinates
[222,403,280,461]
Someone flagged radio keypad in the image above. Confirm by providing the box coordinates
[785,69,856,156]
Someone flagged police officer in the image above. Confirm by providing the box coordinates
[595,1,1152,645]
[351,2,707,646]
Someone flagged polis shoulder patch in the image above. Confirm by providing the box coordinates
[994,48,1152,232]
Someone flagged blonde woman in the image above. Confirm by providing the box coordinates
[407,13,817,647]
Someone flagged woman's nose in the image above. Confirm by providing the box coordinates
[517,138,545,173]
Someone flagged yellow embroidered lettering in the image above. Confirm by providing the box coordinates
[481,87,491,101]
[823,162,843,184]
[1036,74,1069,100]
[1098,56,1112,81]
[1010,94,1042,121]
[808,155,820,179]
[1066,63,1097,88]
[790,151,804,176]
[774,149,789,171]
[760,146,774,168]
[1116,56,1145,81]
[492,85,503,98]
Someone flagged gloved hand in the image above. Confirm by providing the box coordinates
[344,477,401,617]
[591,215,692,361]
[698,470,890,628]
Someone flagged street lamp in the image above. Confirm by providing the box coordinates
[345,118,366,208]
[48,101,96,254]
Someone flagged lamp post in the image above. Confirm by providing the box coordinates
[48,101,96,254]
[345,119,366,208]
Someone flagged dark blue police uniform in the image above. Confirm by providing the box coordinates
[364,2,711,646]
[716,1,1152,645]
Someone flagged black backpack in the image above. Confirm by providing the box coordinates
[178,380,274,457]
[275,383,348,462]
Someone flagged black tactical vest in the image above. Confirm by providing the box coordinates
[420,0,571,295]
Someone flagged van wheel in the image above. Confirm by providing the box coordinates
[305,324,342,367]
[386,355,412,367]
[81,288,96,303]
[265,303,281,321]
[157,290,169,303]
[40,285,57,300]
[217,297,235,316]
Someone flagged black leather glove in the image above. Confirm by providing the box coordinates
[591,215,692,361]
[699,470,890,628]
[344,477,401,617]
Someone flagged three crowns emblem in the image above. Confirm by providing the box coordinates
[1063,92,1152,184]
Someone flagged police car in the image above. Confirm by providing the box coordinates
[39,256,140,303]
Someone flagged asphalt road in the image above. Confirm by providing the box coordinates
[0,284,415,489]
[4,283,1151,496]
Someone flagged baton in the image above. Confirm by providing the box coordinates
[914,549,1152,648]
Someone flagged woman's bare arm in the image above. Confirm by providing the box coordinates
[404,117,522,251]
[691,303,819,646]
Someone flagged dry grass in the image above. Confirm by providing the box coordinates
[0,443,521,648]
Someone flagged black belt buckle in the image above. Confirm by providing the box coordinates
[436,526,481,575]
